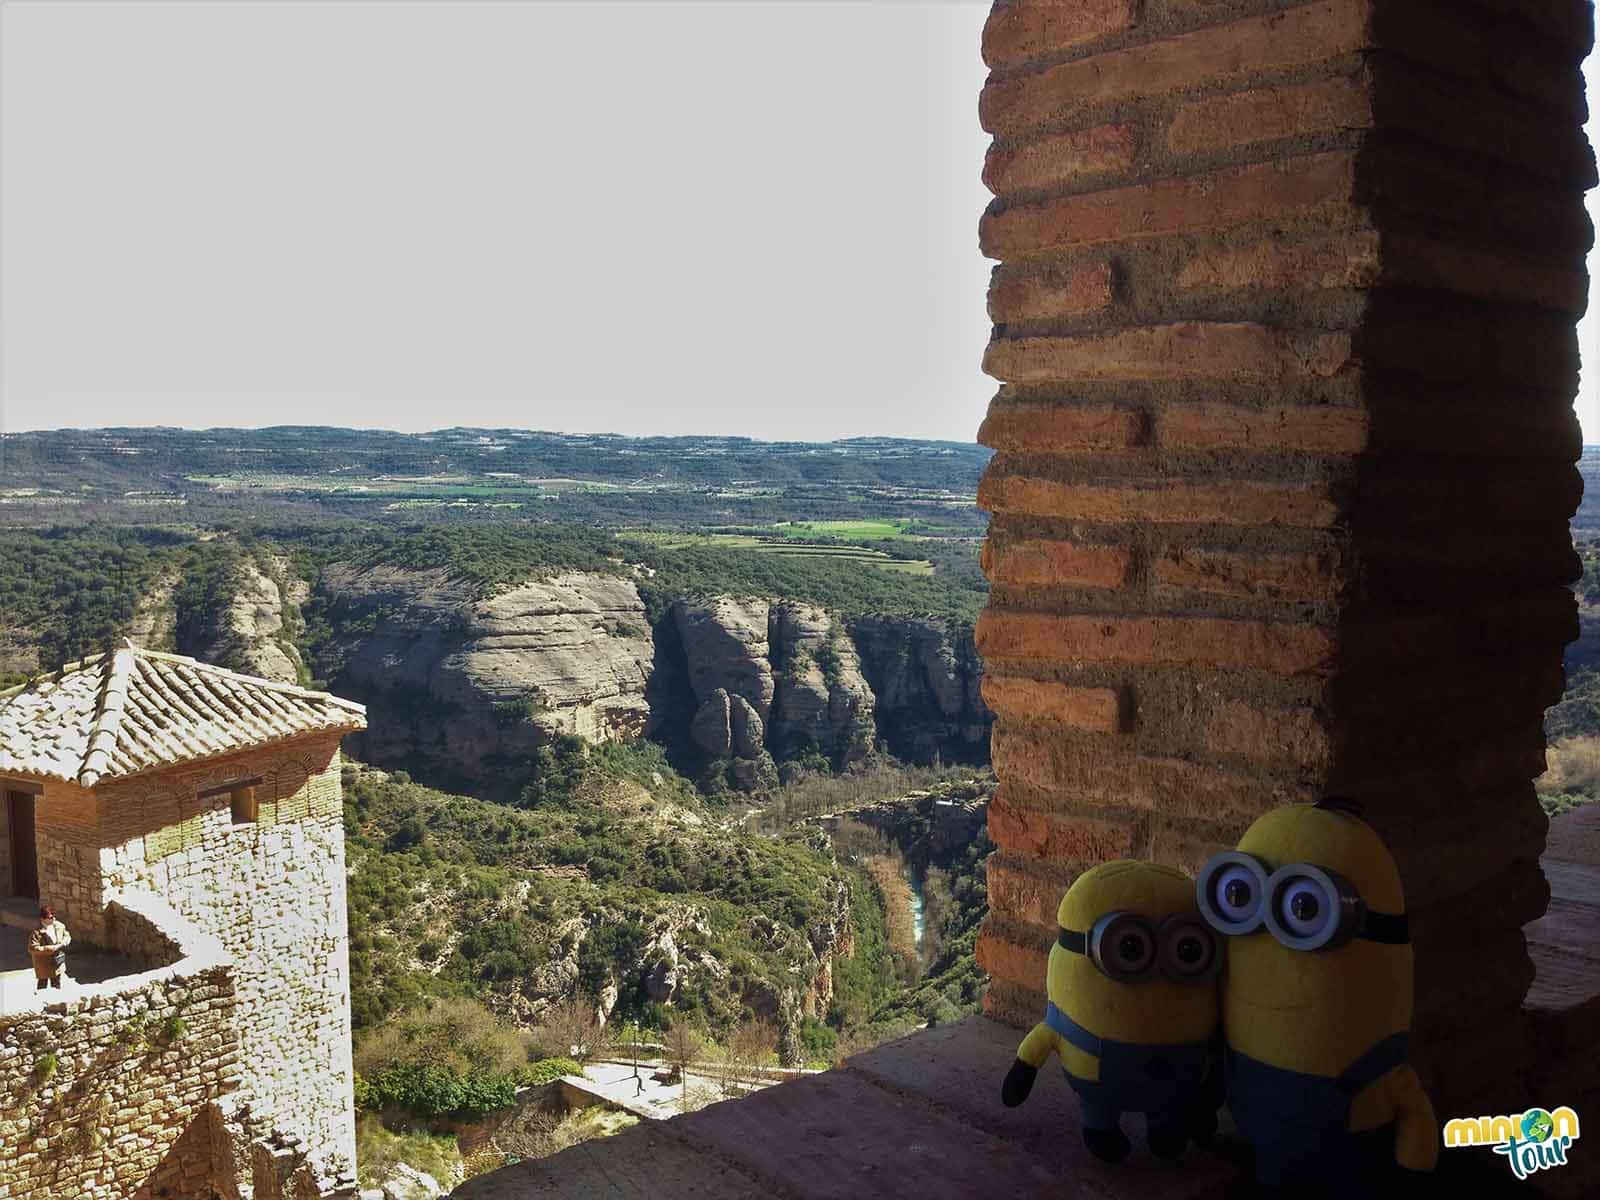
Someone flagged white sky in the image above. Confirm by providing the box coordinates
[0,1,1597,444]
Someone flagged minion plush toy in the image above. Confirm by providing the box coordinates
[999,860,1223,1162]
[1196,798,1438,1195]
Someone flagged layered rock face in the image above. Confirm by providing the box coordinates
[769,603,876,768]
[214,558,304,683]
[302,570,987,790]
[667,598,890,784]
[145,556,304,685]
[316,567,654,788]
[852,616,990,764]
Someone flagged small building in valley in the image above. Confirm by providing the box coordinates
[0,644,366,1198]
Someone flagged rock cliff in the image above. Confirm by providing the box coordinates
[850,616,991,765]
[314,567,654,790]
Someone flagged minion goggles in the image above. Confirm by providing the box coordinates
[1196,851,1410,952]
[1057,912,1221,984]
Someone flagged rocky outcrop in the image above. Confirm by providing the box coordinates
[220,559,303,683]
[125,570,178,652]
[672,598,774,720]
[768,603,875,767]
[170,556,302,684]
[851,617,991,764]
[315,567,654,790]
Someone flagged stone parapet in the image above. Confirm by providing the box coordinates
[0,891,241,1199]
[972,0,1594,1119]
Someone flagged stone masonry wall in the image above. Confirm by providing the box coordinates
[972,0,1593,1120]
[0,894,240,1200]
[35,779,109,944]
[96,734,357,1188]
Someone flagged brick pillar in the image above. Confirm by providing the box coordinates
[972,0,1594,1120]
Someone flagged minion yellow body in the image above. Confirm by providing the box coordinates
[1000,860,1222,1162]
[1200,802,1439,1193]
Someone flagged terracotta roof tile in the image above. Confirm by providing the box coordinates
[0,645,366,788]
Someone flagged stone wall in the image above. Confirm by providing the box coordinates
[971,0,1593,1120]
[0,894,240,1200]
[34,778,110,942]
[95,734,358,1189]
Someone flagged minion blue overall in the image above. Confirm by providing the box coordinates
[1197,799,1439,1196]
[1000,861,1222,1162]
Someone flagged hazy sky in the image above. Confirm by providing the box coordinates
[1,1,1597,444]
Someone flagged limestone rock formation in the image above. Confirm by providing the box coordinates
[219,558,304,683]
[125,569,178,651]
[768,603,875,766]
[671,598,774,720]
[316,567,654,789]
[729,693,764,759]
[690,688,733,756]
[851,616,991,763]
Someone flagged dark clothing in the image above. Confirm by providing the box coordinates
[1226,1033,1408,1188]
[1045,1002,1214,1133]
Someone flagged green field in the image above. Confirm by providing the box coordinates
[776,519,914,541]
[621,530,934,576]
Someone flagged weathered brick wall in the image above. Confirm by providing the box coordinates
[0,895,240,1200]
[97,734,357,1188]
[973,0,1593,1118]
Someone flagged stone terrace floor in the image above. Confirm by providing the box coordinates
[454,808,1600,1200]
[0,920,136,1015]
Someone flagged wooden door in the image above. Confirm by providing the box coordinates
[6,792,38,899]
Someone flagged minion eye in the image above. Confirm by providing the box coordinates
[1218,870,1257,917]
[1156,914,1221,983]
[1088,912,1158,982]
[1117,929,1152,964]
[1264,865,1358,952]
[1196,851,1270,937]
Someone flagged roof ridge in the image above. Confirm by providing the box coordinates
[129,646,366,714]
[79,649,136,787]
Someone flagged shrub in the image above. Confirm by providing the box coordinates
[519,1057,584,1086]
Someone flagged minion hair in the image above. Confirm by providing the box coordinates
[1313,795,1365,818]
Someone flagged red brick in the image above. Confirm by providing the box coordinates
[981,153,1357,258]
[982,538,1132,591]
[1168,76,1372,155]
[1178,229,1381,293]
[1206,699,1333,768]
[986,852,1079,927]
[1374,55,1595,186]
[989,261,1115,322]
[993,728,1295,818]
[984,124,1139,197]
[981,1,1370,137]
[977,472,1341,528]
[976,402,1144,453]
[1383,234,1587,316]
[982,0,1138,70]
[984,325,1353,384]
[987,789,1137,861]
[983,976,1049,1033]
[976,610,1335,674]
[975,925,1051,992]
[981,675,1124,732]
[1161,403,1369,454]
[1142,818,1245,878]
[1152,546,1343,603]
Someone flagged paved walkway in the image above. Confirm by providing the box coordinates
[0,924,137,1015]
[569,1059,786,1122]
